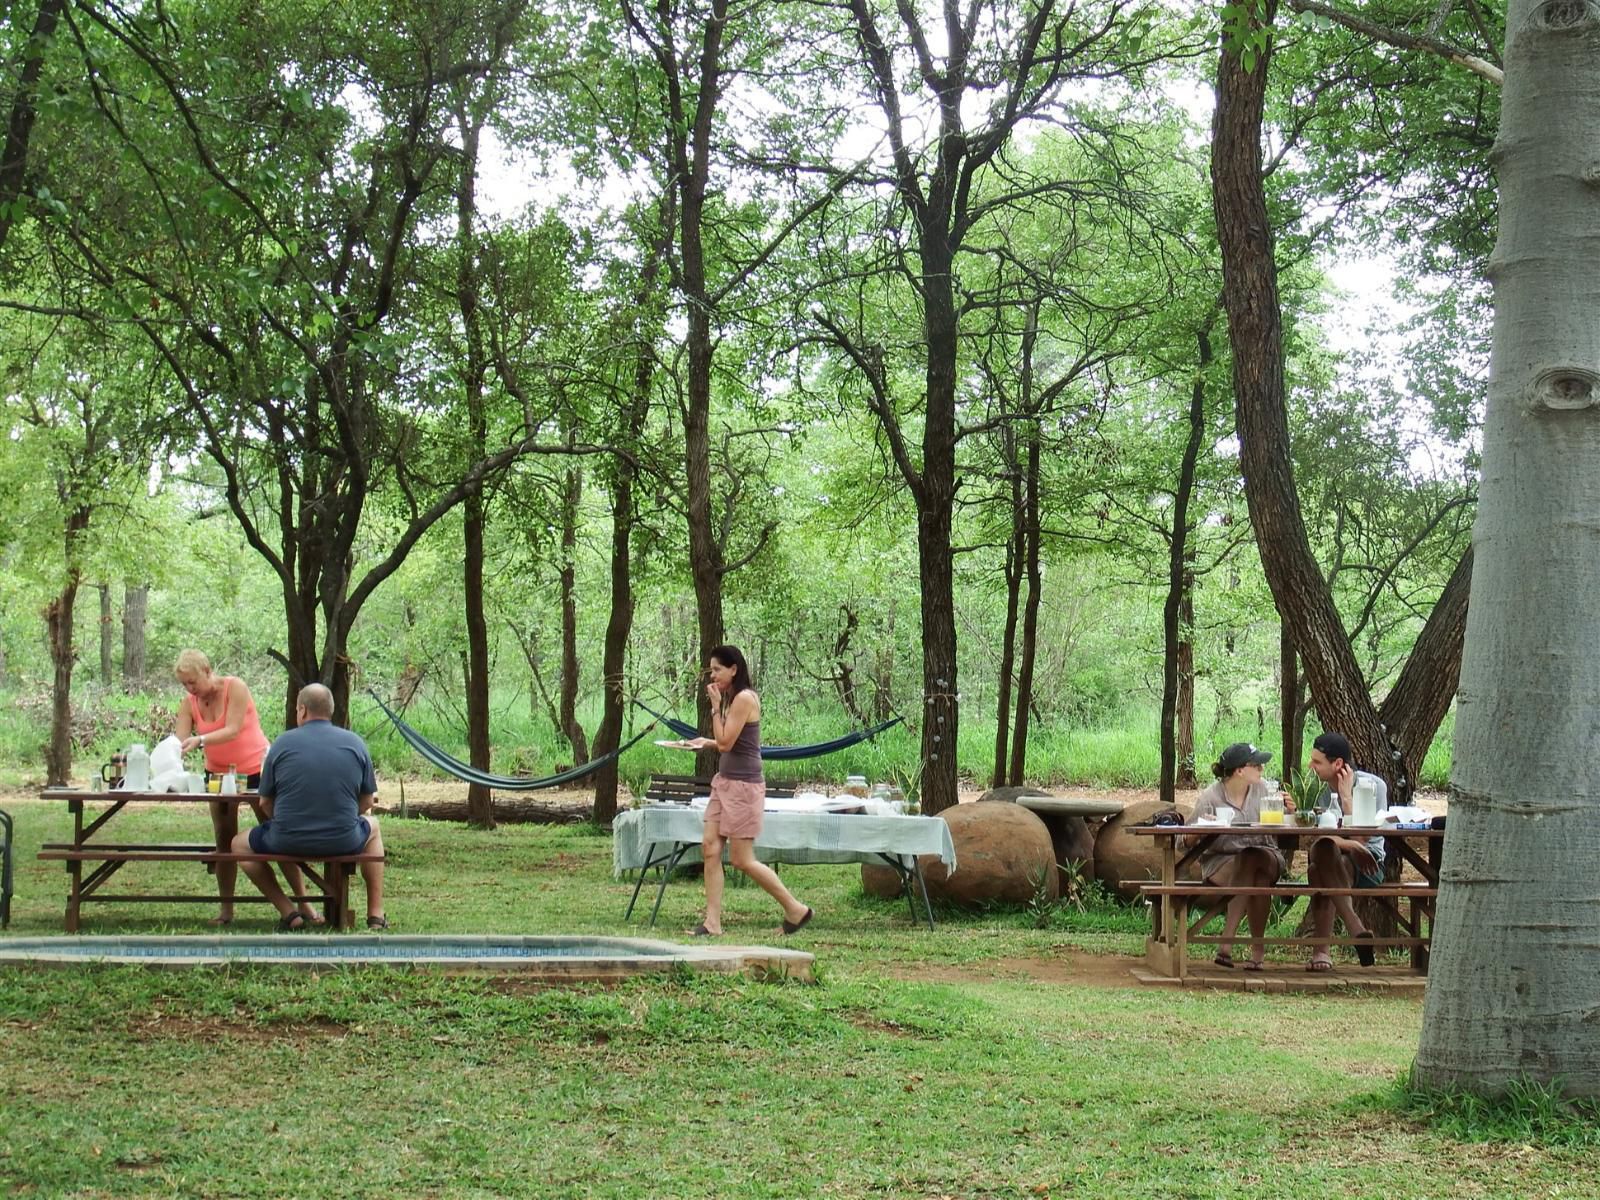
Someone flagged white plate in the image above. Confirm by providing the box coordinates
[654,739,696,749]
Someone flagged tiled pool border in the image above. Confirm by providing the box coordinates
[0,935,814,982]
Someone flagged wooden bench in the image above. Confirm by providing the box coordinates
[37,847,384,932]
[1138,881,1438,979]
[641,774,796,804]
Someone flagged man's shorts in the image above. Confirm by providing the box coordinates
[248,817,372,856]
[704,775,765,840]
[1353,857,1386,889]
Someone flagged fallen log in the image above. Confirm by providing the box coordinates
[375,798,596,825]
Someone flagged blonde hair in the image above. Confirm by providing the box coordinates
[174,649,213,680]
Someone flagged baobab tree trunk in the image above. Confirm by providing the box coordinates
[1416,0,1600,1097]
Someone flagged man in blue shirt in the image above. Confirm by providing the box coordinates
[1304,731,1385,971]
[232,683,387,931]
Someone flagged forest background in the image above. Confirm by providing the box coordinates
[0,0,1491,818]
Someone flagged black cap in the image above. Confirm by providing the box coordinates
[1219,742,1272,772]
[1311,731,1352,764]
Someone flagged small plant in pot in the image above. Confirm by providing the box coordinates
[1287,769,1324,825]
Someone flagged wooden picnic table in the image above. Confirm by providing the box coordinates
[37,788,378,932]
[1129,821,1444,980]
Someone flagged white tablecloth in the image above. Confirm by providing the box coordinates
[612,805,957,875]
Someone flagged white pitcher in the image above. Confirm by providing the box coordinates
[1351,776,1379,827]
[123,742,151,791]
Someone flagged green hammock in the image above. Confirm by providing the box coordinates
[629,699,903,760]
[369,691,654,791]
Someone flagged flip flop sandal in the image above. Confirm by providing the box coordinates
[689,924,719,938]
[366,915,389,931]
[1213,952,1236,969]
[1242,959,1265,972]
[1307,958,1334,972]
[781,907,815,935]
[1354,930,1376,967]
[276,911,307,933]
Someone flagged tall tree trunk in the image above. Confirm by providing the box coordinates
[453,92,495,827]
[122,582,147,686]
[558,461,588,764]
[98,584,113,684]
[1009,432,1042,786]
[44,508,90,785]
[1280,624,1301,776]
[462,488,494,826]
[1160,327,1212,806]
[1417,0,1597,1097]
[993,441,1022,789]
[592,228,664,826]
[1176,570,1197,789]
[915,236,961,815]
[1212,7,1468,786]
[0,0,65,252]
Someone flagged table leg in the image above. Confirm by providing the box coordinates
[911,857,935,931]
[646,844,694,929]
[624,842,661,920]
[1160,836,1177,965]
[66,857,82,933]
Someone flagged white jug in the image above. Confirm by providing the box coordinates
[123,742,151,791]
[1351,776,1379,827]
[1317,805,1340,829]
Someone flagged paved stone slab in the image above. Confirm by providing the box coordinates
[1014,794,1124,818]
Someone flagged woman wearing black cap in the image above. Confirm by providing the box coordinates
[1184,742,1287,970]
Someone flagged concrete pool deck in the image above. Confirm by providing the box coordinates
[0,934,815,983]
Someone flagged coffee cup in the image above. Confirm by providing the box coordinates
[101,753,127,789]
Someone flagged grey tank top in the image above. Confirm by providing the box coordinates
[718,718,763,783]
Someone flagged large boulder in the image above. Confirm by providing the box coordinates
[860,800,1057,906]
[1093,797,1192,899]
[975,787,1098,891]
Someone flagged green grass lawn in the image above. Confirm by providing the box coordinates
[0,799,1593,1199]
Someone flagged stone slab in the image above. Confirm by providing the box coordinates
[1014,794,1124,818]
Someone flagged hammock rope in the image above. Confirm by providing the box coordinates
[629,699,903,760]
[368,690,655,791]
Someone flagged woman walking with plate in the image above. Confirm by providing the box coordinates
[685,645,812,937]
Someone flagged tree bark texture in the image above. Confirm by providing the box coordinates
[44,508,89,785]
[1212,11,1469,790]
[558,462,588,764]
[121,582,147,684]
[98,584,113,684]
[1416,0,1600,1097]
[993,435,1023,789]
[455,96,495,830]
[1212,5,1389,769]
[591,228,665,827]
[1279,623,1301,777]
[1009,426,1043,787]
[0,0,65,252]
[1176,575,1197,789]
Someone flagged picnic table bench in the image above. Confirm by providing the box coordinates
[1130,822,1444,980]
[38,788,383,932]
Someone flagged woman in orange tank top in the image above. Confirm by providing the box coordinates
[172,650,316,926]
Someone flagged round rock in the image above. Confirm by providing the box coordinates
[1094,797,1194,900]
[861,800,1057,907]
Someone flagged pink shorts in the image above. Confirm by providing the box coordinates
[705,775,765,839]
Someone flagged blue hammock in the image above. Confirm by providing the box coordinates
[630,699,902,760]
[369,691,655,790]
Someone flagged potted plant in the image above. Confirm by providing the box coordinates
[1287,769,1324,825]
